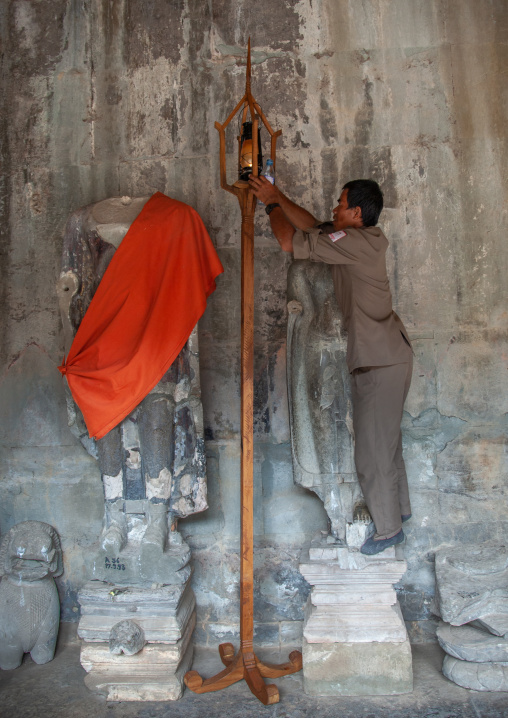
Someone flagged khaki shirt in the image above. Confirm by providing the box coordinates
[293,223,412,373]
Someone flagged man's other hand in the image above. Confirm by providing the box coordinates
[248,175,280,205]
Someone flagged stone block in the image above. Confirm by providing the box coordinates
[302,637,413,696]
[434,543,508,631]
[200,347,240,440]
[79,581,196,701]
[187,544,237,625]
[215,442,242,538]
[435,428,507,527]
[78,582,195,643]
[118,158,171,199]
[280,620,304,646]
[449,41,506,140]
[0,345,73,447]
[89,542,191,587]
[198,248,241,346]
[437,622,508,663]
[81,612,196,672]
[436,333,508,423]
[442,654,508,692]
[304,598,409,644]
[253,622,280,647]
[207,622,239,644]
[84,638,194,701]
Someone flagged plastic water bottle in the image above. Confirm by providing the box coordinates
[258,159,275,205]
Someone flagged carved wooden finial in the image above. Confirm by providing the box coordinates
[246,37,251,96]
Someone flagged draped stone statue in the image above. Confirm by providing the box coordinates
[287,258,371,545]
[56,196,207,585]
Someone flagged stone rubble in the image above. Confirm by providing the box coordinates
[435,544,508,692]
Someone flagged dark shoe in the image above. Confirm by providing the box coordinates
[361,529,404,555]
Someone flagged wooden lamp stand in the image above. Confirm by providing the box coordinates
[183,41,302,706]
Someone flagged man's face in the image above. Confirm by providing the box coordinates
[332,189,362,230]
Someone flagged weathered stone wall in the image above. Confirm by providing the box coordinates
[1,0,506,643]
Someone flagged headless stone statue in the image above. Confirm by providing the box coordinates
[56,196,207,585]
[287,259,372,546]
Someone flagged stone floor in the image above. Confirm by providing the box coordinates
[1,625,507,718]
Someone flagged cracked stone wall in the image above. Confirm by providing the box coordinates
[0,0,506,643]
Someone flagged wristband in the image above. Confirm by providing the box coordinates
[265,203,281,216]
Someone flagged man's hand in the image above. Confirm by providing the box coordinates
[248,173,317,254]
[248,175,280,205]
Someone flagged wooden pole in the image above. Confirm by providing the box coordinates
[240,194,255,657]
[184,40,302,706]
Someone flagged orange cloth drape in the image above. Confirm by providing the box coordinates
[59,192,223,440]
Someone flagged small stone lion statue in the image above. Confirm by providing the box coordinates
[0,521,63,670]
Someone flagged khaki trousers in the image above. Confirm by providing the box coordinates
[351,355,413,540]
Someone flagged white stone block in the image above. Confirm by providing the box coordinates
[303,637,413,696]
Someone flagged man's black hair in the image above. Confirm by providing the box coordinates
[342,179,383,227]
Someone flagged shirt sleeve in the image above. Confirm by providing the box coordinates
[293,227,363,265]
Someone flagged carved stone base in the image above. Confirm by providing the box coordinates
[90,541,191,586]
[299,537,413,696]
[78,580,195,701]
[82,617,195,701]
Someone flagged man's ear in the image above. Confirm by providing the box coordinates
[353,206,363,223]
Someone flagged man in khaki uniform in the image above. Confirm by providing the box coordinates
[249,176,412,555]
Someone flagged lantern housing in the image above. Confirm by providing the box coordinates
[239,121,262,181]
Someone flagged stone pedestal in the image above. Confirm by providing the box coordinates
[299,536,413,696]
[78,581,195,701]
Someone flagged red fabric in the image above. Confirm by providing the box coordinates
[59,192,223,440]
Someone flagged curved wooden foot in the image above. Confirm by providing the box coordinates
[243,651,279,705]
[184,670,204,691]
[184,651,244,694]
[256,649,303,678]
[219,642,235,666]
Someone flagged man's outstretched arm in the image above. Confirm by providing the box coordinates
[266,206,295,252]
[248,175,317,231]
